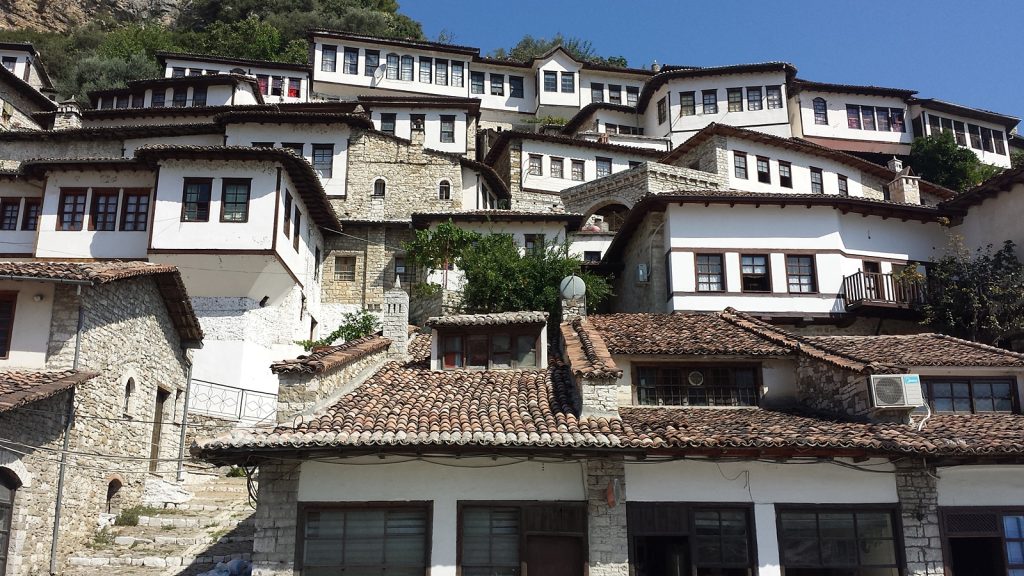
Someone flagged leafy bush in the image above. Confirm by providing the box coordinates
[226,466,247,478]
[296,309,380,351]
[114,505,162,526]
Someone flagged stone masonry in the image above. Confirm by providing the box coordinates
[322,223,414,309]
[275,344,389,423]
[585,457,629,576]
[896,460,944,576]
[250,461,299,576]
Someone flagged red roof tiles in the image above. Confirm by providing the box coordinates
[588,312,792,357]
[0,370,99,413]
[561,317,622,380]
[804,334,1024,368]
[271,335,392,375]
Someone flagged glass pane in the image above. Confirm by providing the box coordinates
[694,510,720,536]
[934,398,954,412]
[992,382,1012,398]
[722,536,749,564]
[345,537,384,565]
[781,513,818,538]
[467,335,488,368]
[819,514,855,538]
[1007,516,1024,538]
[492,334,512,369]
[932,382,951,397]
[491,534,519,564]
[305,540,341,565]
[951,382,970,397]
[694,535,721,564]
[384,535,425,564]
[857,513,893,538]
[1006,541,1024,564]
[860,538,896,565]
[782,538,819,565]
[306,510,345,539]
[953,399,972,412]
[820,538,857,566]
[516,335,536,367]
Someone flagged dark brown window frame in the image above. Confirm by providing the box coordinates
[0,291,16,359]
[679,91,696,116]
[695,253,726,292]
[333,255,356,282]
[88,188,119,232]
[810,167,824,194]
[785,254,818,294]
[283,191,292,239]
[779,160,793,188]
[775,504,904,575]
[440,114,456,143]
[57,188,88,231]
[628,501,758,574]
[438,327,541,371]
[923,377,1019,414]
[756,156,771,184]
[120,189,150,232]
[0,198,20,231]
[633,363,761,407]
[219,178,252,223]
[734,151,748,179]
[180,178,213,223]
[20,198,40,231]
[292,209,301,252]
[740,253,772,293]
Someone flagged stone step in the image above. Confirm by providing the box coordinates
[108,532,254,548]
[67,551,251,569]
[137,515,251,529]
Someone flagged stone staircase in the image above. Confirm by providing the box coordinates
[66,472,257,576]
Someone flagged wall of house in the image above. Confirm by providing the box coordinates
[0,80,45,131]
[955,183,1024,260]
[936,465,1024,506]
[0,281,54,368]
[223,122,351,197]
[519,139,656,194]
[614,210,668,313]
[0,137,123,164]
[578,71,646,109]
[322,223,414,310]
[0,178,43,255]
[162,57,309,104]
[275,342,390,423]
[795,355,872,416]
[794,91,911,144]
[369,108,470,155]
[536,51,582,109]
[911,105,1013,168]
[35,169,155,259]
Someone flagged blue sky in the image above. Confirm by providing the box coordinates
[401,0,1024,125]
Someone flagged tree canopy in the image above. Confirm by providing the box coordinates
[909,131,1004,193]
[488,34,628,68]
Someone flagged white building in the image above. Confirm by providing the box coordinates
[909,98,1018,168]
[88,74,264,111]
[0,42,56,101]
[157,51,312,104]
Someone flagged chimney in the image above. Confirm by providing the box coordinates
[410,114,426,147]
[887,161,921,205]
[651,60,661,73]
[561,317,621,420]
[383,276,410,357]
[53,98,82,131]
[887,156,903,172]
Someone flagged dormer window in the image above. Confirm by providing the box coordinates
[635,365,759,406]
[427,312,548,371]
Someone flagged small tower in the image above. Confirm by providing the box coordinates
[53,97,82,131]
[383,276,410,358]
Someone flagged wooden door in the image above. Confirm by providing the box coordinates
[863,261,882,300]
[150,389,170,472]
[525,535,583,576]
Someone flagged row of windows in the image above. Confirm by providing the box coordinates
[440,331,540,370]
[694,253,818,294]
[927,114,1008,155]
[322,45,469,90]
[590,82,640,106]
[281,189,303,252]
[658,85,784,124]
[98,86,209,110]
[250,142,335,179]
[733,152,848,195]
[0,197,40,232]
[526,154,641,180]
[543,70,575,93]
[55,188,150,232]
[254,75,303,98]
[604,122,644,135]
[180,179,251,223]
[843,103,907,132]
[379,113,457,143]
[470,72,524,98]
[298,503,907,576]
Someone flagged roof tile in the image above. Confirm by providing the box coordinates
[0,370,99,412]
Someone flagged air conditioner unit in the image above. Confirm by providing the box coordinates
[869,374,924,409]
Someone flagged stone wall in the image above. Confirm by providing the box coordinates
[665,134,729,175]
[0,81,44,132]
[0,277,191,574]
[250,461,300,576]
[0,136,123,164]
[333,130,465,221]
[613,210,666,313]
[515,189,564,212]
[322,223,414,309]
[795,355,873,417]
[585,457,628,576]
[896,460,944,576]
[561,162,726,218]
[276,346,389,423]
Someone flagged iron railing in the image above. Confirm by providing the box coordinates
[188,379,277,425]
[842,271,924,310]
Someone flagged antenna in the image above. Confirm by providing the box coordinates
[372,63,387,85]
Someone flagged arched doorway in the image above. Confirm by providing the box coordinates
[106,478,124,514]
[0,468,22,575]
[592,203,629,232]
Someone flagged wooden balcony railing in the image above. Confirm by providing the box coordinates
[842,271,924,310]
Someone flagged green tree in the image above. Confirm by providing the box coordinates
[404,220,481,290]
[1012,150,1024,170]
[488,33,627,67]
[296,309,380,350]
[62,53,163,102]
[922,238,1024,346]
[909,131,1004,192]
[96,24,184,60]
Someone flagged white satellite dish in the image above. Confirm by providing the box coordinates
[559,275,586,301]
[372,63,387,85]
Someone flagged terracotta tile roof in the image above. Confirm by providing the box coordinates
[425,311,549,329]
[587,312,791,357]
[804,334,1024,368]
[561,317,622,380]
[943,165,1024,209]
[0,261,203,345]
[618,407,1024,456]
[271,335,392,375]
[194,335,624,455]
[0,370,99,413]
[790,78,917,98]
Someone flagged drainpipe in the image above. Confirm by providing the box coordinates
[176,352,194,482]
[50,285,84,575]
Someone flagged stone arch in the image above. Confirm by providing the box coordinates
[372,177,387,197]
[0,451,31,488]
[106,475,125,514]
[583,201,631,233]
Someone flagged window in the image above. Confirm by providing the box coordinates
[969,124,983,149]
[766,85,783,109]
[929,115,943,137]
[386,53,399,79]
[314,247,321,281]
[434,57,446,84]
[861,105,876,130]
[440,115,456,143]
[995,131,1007,155]
[394,256,412,287]
[312,144,333,178]
[608,84,621,105]
[778,508,899,576]
[875,107,890,131]
[418,56,432,83]
[271,77,284,97]
[460,504,585,576]
[924,378,1016,413]
[571,160,585,181]
[190,86,207,107]
[21,199,39,231]
[786,255,817,293]
[0,293,15,359]
[451,61,464,87]
[338,47,357,75]
[584,250,601,263]
[810,167,824,194]
[441,331,539,369]
[171,67,185,78]
[283,191,292,238]
[292,209,301,251]
[847,105,862,129]
[636,365,758,406]
[379,113,396,135]
[891,109,905,132]
[779,161,793,188]
[256,75,269,95]
[727,88,743,112]
[527,154,542,176]
[509,75,523,98]
[470,71,485,94]
[321,45,337,72]
[151,90,165,108]
[282,142,304,156]
[560,71,575,93]
[461,506,520,576]
[550,157,564,179]
[181,179,212,222]
[746,86,763,111]
[591,82,605,103]
[626,86,639,106]
[756,156,770,184]
[981,127,995,152]
[299,505,428,574]
[733,151,748,179]
[837,174,849,196]
[438,180,451,200]
[364,49,379,76]
[953,120,967,146]
[220,179,251,222]
[373,179,386,197]
[400,55,414,81]
[115,95,129,109]
[702,90,718,114]
[0,199,18,230]
[490,74,504,96]
[596,157,612,178]
[287,78,301,98]
[696,254,725,292]
[657,97,668,124]
[524,233,545,254]
[251,141,274,148]
[171,88,187,107]
[120,190,149,231]
[58,188,87,231]
[679,91,696,116]
[89,188,118,231]
[741,255,770,292]
[0,57,15,72]
[543,71,557,92]
[334,256,356,281]
[813,97,828,124]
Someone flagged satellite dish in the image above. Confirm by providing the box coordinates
[559,275,586,301]
[372,63,387,85]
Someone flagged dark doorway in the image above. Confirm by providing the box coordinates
[948,537,1006,576]
[526,535,583,576]
[633,535,689,576]
[150,389,170,473]
[863,261,882,300]
[0,468,21,575]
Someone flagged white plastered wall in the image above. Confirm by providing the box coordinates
[725,136,874,198]
[223,123,350,197]
[0,179,43,255]
[795,90,911,144]
[954,183,1024,261]
[0,281,54,368]
[369,108,468,154]
[519,140,653,194]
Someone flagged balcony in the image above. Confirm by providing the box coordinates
[842,271,925,311]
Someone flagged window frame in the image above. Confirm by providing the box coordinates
[440,115,456,143]
[418,56,433,83]
[550,157,564,179]
[527,154,543,177]
[733,151,748,179]
[837,174,849,197]
[560,71,575,93]
[746,86,763,111]
[490,73,504,96]
[813,97,828,125]
[320,44,337,72]
[0,198,19,231]
[634,364,761,407]
[283,191,292,239]
[0,291,16,359]
[400,55,414,81]
[810,167,824,194]
[628,503,757,575]
[334,255,356,282]
[608,84,622,104]
[57,188,88,231]
[679,91,696,116]
[470,71,485,95]
[439,329,541,371]
[591,82,605,103]
[372,179,386,198]
[756,156,771,184]
[364,49,379,76]
[379,113,396,136]
[766,85,783,109]
[21,199,40,231]
[785,254,818,294]
[292,209,301,251]
[571,160,585,182]
[595,157,612,178]
[543,71,557,92]
[508,75,523,98]
[846,104,862,129]
[434,58,448,86]
[120,189,150,232]
[219,178,251,223]
[923,377,1018,414]
[626,86,639,107]
[657,97,668,124]
[740,254,771,293]
[385,53,399,79]
[438,180,451,200]
[150,90,165,108]
[702,89,718,114]
[695,253,726,292]
[88,188,119,231]
[776,505,903,576]
[312,144,334,179]
[779,160,793,188]
[727,87,743,112]
[451,61,464,87]
[180,178,212,223]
